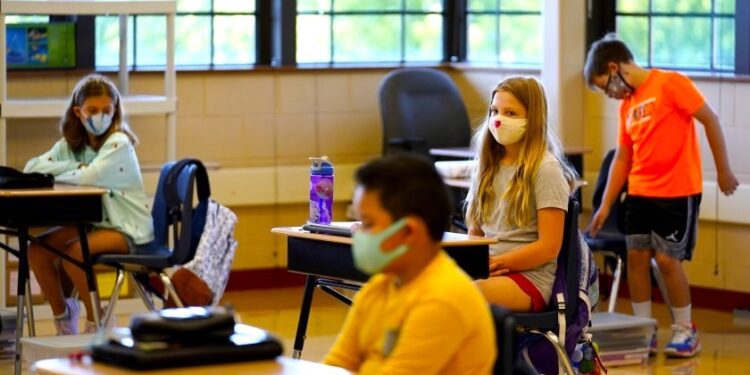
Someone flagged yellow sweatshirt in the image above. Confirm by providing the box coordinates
[324,252,496,375]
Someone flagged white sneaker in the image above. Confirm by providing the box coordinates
[53,298,80,336]
[83,312,117,334]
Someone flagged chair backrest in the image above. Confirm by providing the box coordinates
[561,198,581,322]
[378,68,471,155]
[592,149,627,234]
[150,160,207,266]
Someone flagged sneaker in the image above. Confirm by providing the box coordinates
[649,330,658,356]
[664,322,701,358]
[53,298,80,336]
[82,311,117,334]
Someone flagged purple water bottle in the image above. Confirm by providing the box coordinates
[309,156,334,224]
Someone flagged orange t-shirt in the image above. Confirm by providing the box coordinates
[618,69,704,197]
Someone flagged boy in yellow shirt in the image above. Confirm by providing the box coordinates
[323,154,496,375]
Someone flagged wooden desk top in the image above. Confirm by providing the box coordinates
[31,357,351,375]
[272,225,496,247]
[0,184,107,197]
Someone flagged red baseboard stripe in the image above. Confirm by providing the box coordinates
[226,268,306,291]
[599,273,750,312]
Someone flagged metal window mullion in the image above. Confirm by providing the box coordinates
[210,0,215,69]
[256,0,271,65]
[133,15,138,71]
[401,0,406,63]
[647,0,652,67]
[330,0,335,63]
[496,0,501,63]
[710,0,716,71]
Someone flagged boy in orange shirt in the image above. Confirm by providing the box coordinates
[584,34,738,358]
[323,154,496,374]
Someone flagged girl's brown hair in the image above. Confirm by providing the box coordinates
[61,74,138,152]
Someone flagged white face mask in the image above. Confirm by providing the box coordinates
[82,113,113,136]
[489,114,527,145]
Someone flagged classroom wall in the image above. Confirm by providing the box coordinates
[6,68,750,296]
[4,67,530,273]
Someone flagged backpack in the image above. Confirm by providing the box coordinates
[517,231,601,374]
[163,159,238,307]
[0,165,54,189]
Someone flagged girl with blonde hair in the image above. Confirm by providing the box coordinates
[467,76,577,312]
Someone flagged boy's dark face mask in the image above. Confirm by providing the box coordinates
[605,68,635,100]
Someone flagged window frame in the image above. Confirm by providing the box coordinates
[293,1,448,65]
[616,0,734,72]
[93,0,261,70]
[588,0,747,74]
[464,0,543,66]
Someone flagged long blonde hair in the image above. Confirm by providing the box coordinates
[465,76,577,228]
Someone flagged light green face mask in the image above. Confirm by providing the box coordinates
[352,217,410,275]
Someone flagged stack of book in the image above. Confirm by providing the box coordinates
[589,312,656,367]
[0,309,16,360]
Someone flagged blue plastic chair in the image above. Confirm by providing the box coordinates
[96,160,207,325]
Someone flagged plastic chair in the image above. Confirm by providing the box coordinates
[96,160,209,326]
[583,149,671,313]
[378,68,472,156]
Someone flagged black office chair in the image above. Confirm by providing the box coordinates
[583,149,670,313]
[96,159,208,326]
[513,198,579,375]
[378,68,472,156]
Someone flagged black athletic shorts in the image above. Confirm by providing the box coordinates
[624,194,701,261]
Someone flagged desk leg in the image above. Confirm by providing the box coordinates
[14,227,29,375]
[293,275,317,359]
[25,281,35,337]
[77,224,102,329]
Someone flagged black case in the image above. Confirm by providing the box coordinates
[91,324,284,370]
[0,166,53,189]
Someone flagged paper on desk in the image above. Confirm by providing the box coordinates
[435,160,476,179]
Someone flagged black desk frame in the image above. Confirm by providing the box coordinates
[0,192,103,375]
[285,236,490,359]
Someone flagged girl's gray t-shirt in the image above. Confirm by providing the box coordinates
[479,152,571,301]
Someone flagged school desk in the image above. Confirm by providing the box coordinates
[271,226,496,359]
[31,356,351,375]
[0,184,107,375]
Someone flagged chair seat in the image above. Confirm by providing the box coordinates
[514,311,559,331]
[583,230,627,255]
[94,242,173,269]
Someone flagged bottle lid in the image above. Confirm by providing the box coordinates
[309,156,334,175]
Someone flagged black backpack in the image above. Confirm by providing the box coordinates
[0,166,54,189]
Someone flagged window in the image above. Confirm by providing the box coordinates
[616,0,735,71]
[295,0,444,64]
[466,0,542,66]
[95,0,256,69]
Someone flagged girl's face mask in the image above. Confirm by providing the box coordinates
[82,112,113,136]
[489,114,527,145]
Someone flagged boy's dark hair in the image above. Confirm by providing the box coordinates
[355,153,451,242]
[583,33,634,89]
